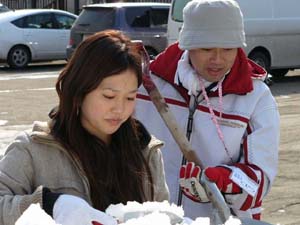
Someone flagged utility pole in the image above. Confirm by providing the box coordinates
[74,0,79,14]
[31,0,36,8]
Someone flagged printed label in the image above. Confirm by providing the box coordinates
[230,167,259,197]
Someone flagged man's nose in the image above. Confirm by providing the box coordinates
[210,49,223,63]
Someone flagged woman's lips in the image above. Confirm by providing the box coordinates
[106,118,122,126]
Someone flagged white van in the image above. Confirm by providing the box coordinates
[167,0,300,77]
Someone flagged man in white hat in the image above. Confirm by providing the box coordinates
[135,0,279,221]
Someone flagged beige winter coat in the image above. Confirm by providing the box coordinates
[0,121,169,225]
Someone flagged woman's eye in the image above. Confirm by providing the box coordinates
[103,95,114,99]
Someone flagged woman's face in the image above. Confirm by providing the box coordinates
[189,48,238,82]
[80,69,138,143]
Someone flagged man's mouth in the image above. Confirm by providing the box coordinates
[207,68,223,76]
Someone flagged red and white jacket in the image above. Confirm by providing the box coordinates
[135,43,280,220]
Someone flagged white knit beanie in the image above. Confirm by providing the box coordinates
[179,0,246,50]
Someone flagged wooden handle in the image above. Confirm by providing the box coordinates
[145,78,203,167]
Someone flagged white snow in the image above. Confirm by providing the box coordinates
[15,203,60,225]
[224,216,242,225]
[0,120,8,126]
[15,201,243,225]
[105,200,184,224]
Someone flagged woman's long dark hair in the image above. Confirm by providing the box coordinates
[50,30,153,210]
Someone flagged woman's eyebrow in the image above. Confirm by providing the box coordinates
[102,87,138,93]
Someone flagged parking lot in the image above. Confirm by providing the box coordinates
[0,65,300,225]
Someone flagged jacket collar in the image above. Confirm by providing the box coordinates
[150,42,267,102]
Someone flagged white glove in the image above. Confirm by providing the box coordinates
[53,195,117,225]
[179,162,209,202]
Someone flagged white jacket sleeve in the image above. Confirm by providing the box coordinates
[232,86,280,218]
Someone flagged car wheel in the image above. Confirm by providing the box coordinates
[249,51,273,86]
[270,69,289,78]
[249,51,270,72]
[8,46,31,69]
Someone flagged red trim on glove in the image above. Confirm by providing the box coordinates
[179,163,201,202]
[92,221,103,225]
[204,166,242,194]
[253,212,261,220]
[233,163,263,211]
[179,162,209,202]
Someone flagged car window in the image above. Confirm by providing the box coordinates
[27,13,54,29]
[172,0,190,22]
[126,7,168,29]
[11,17,24,28]
[126,7,151,28]
[54,13,76,29]
[12,13,54,29]
[75,8,115,30]
[150,8,168,29]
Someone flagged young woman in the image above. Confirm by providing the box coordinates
[0,30,169,225]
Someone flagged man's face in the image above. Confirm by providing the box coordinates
[189,48,238,82]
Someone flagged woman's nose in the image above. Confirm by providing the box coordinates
[112,99,125,114]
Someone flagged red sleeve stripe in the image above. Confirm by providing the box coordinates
[197,105,249,123]
[242,138,249,164]
[242,123,253,164]
[137,94,250,124]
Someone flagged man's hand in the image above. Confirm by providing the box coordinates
[204,166,242,194]
[53,195,117,225]
[180,162,265,219]
[179,162,209,202]
[205,164,264,220]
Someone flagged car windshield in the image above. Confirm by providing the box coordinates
[74,7,115,31]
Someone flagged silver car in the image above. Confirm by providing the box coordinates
[67,2,170,60]
[0,3,10,13]
[0,9,77,68]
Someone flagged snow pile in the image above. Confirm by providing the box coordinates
[15,201,242,225]
[106,201,212,225]
[224,216,242,225]
[118,211,172,225]
[105,200,184,223]
[106,201,242,225]
[15,203,60,225]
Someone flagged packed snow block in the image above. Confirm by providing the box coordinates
[15,203,59,225]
